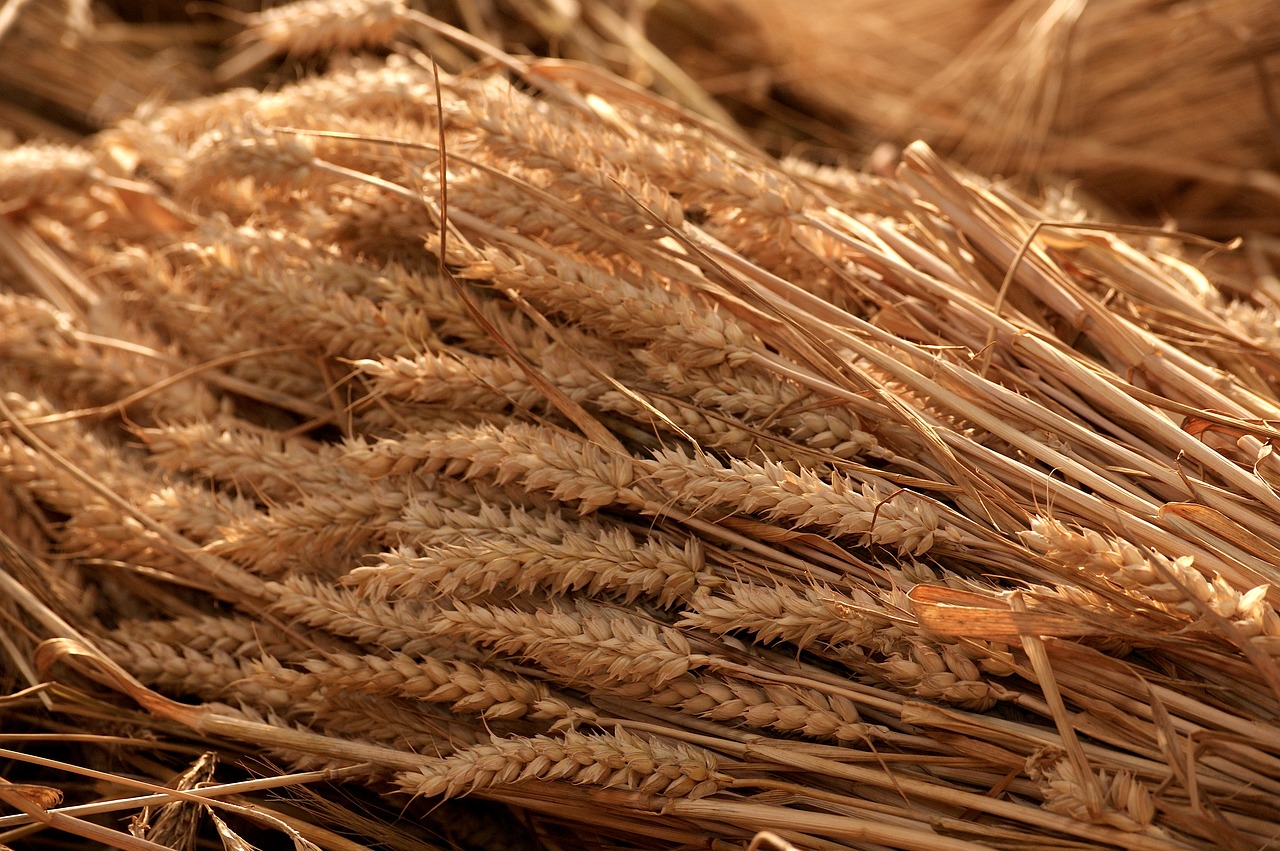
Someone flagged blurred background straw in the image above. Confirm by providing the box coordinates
[3,0,1278,236]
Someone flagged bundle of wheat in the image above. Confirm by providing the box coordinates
[1,2,1279,850]
[669,0,1280,235]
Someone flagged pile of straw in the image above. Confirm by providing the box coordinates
[671,0,1280,235]
[1,1,1279,849]
[0,0,218,141]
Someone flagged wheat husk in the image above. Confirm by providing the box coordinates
[0,2,1279,851]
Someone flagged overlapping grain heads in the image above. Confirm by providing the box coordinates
[1,8,1280,850]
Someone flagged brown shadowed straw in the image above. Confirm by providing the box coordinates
[1,1,1279,850]
[665,0,1280,236]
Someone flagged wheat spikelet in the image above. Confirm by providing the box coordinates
[102,638,264,703]
[426,599,709,690]
[266,575,442,652]
[1024,516,1280,653]
[141,421,362,502]
[209,469,504,576]
[245,650,567,721]
[398,726,731,800]
[0,144,96,210]
[344,422,636,512]
[113,614,306,660]
[222,0,407,82]
[639,672,885,745]
[0,294,215,420]
[1027,747,1161,835]
[681,582,879,650]
[352,513,709,607]
[647,446,966,556]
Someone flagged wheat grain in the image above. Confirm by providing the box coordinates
[1023,516,1280,653]
[225,0,407,80]
[1027,747,1160,834]
[681,582,879,651]
[398,726,731,800]
[267,576,442,653]
[245,649,566,721]
[426,599,709,690]
[351,511,709,607]
[141,421,362,502]
[113,614,305,661]
[343,422,635,513]
[647,446,964,556]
